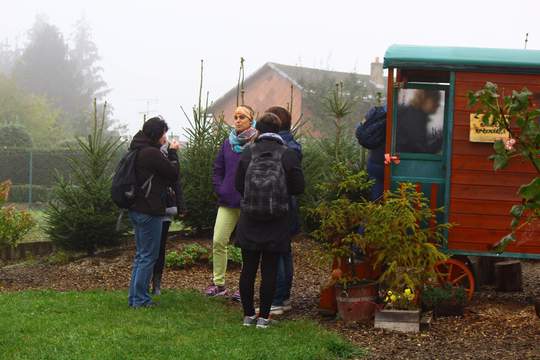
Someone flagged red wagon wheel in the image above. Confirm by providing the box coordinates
[434,258,475,300]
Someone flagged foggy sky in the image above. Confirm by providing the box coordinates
[2,0,537,137]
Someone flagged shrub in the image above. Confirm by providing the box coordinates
[165,243,209,268]
[359,183,450,292]
[422,284,467,309]
[0,124,33,148]
[0,148,80,187]
[45,101,126,255]
[180,61,228,235]
[0,180,35,247]
[8,185,52,203]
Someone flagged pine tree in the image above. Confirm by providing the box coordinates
[45,100,125,255]
[181,61,228,235]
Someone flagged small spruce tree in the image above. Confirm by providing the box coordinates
[45,100,125,255]
[181,60,228,235]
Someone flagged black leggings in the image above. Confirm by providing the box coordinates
[239,249,280,319]
[152,221,171,284]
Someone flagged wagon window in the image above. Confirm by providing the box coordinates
[395,88,445,154]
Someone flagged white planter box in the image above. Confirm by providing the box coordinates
[374,309,420,333]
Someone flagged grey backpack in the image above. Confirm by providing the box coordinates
[241,144,289,220]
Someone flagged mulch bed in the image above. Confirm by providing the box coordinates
[1,236,539,360]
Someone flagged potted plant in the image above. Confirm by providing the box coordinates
[308,163,376,321]
[422,284,467,317]
[375,288,420,332]
[357,183,451,332]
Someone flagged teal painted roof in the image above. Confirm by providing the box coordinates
[384,44,540,73]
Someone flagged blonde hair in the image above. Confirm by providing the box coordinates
[234,105,255,121]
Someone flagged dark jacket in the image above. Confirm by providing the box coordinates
[279,130,303,235]
[396,105,442,154]
[278,130,302,161]
[212,139,242,208]
[234,136,305,253]
[129,131,179,216]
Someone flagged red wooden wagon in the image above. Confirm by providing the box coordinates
[383,44,540,299]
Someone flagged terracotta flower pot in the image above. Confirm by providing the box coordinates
[335,282,377,322]
[318,257,380,316]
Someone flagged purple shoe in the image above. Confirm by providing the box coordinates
[231,290,241,302]
[205,284,227,297]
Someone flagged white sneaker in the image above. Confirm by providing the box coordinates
[282,299,292,312]
[255,305,284,315]
[269,305,284,315]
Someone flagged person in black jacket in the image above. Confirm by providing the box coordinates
[128,116,179,308]
[235,112,305,328]
[151,139,186,296]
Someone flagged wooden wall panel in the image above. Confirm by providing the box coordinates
[448,71,540,254]
[449,228,540,254]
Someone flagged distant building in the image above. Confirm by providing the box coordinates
[210,59,385,130]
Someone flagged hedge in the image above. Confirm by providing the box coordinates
[0,148,123,187]
[8,185,53,203]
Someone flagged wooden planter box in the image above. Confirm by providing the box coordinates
[374,309,420,333]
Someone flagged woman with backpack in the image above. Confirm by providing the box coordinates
[205,105,257,298]
[234,113,305,328]
[128,116,179,308]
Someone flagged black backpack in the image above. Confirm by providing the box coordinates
[355,105,387,149]
[241,144,289,221]
[111,150,153,209]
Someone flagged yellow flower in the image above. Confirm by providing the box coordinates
[387,290,393,296]
[406,294,415,301]
[404,288,412,296]
[390,294,397,302]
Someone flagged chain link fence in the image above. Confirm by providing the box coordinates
[0,148,80,203]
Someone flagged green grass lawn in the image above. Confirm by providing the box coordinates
[0,290,364,360]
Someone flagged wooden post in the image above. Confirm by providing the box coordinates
[383,67,394,191]
[476,257,500,286]
[494,260,523,292]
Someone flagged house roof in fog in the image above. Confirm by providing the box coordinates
[210,62,381,111]
[267,62,372,89]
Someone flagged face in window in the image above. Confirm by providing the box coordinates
[421,97,440,115]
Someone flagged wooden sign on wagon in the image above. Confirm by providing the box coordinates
[469,113,509,143]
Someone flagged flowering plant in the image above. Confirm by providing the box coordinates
[383,288,417,310]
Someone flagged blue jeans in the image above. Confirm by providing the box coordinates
[128,210,162,307]
[272,252,293,306]
[367,161,384,201]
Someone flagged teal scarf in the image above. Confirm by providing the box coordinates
[229,123,257,153]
